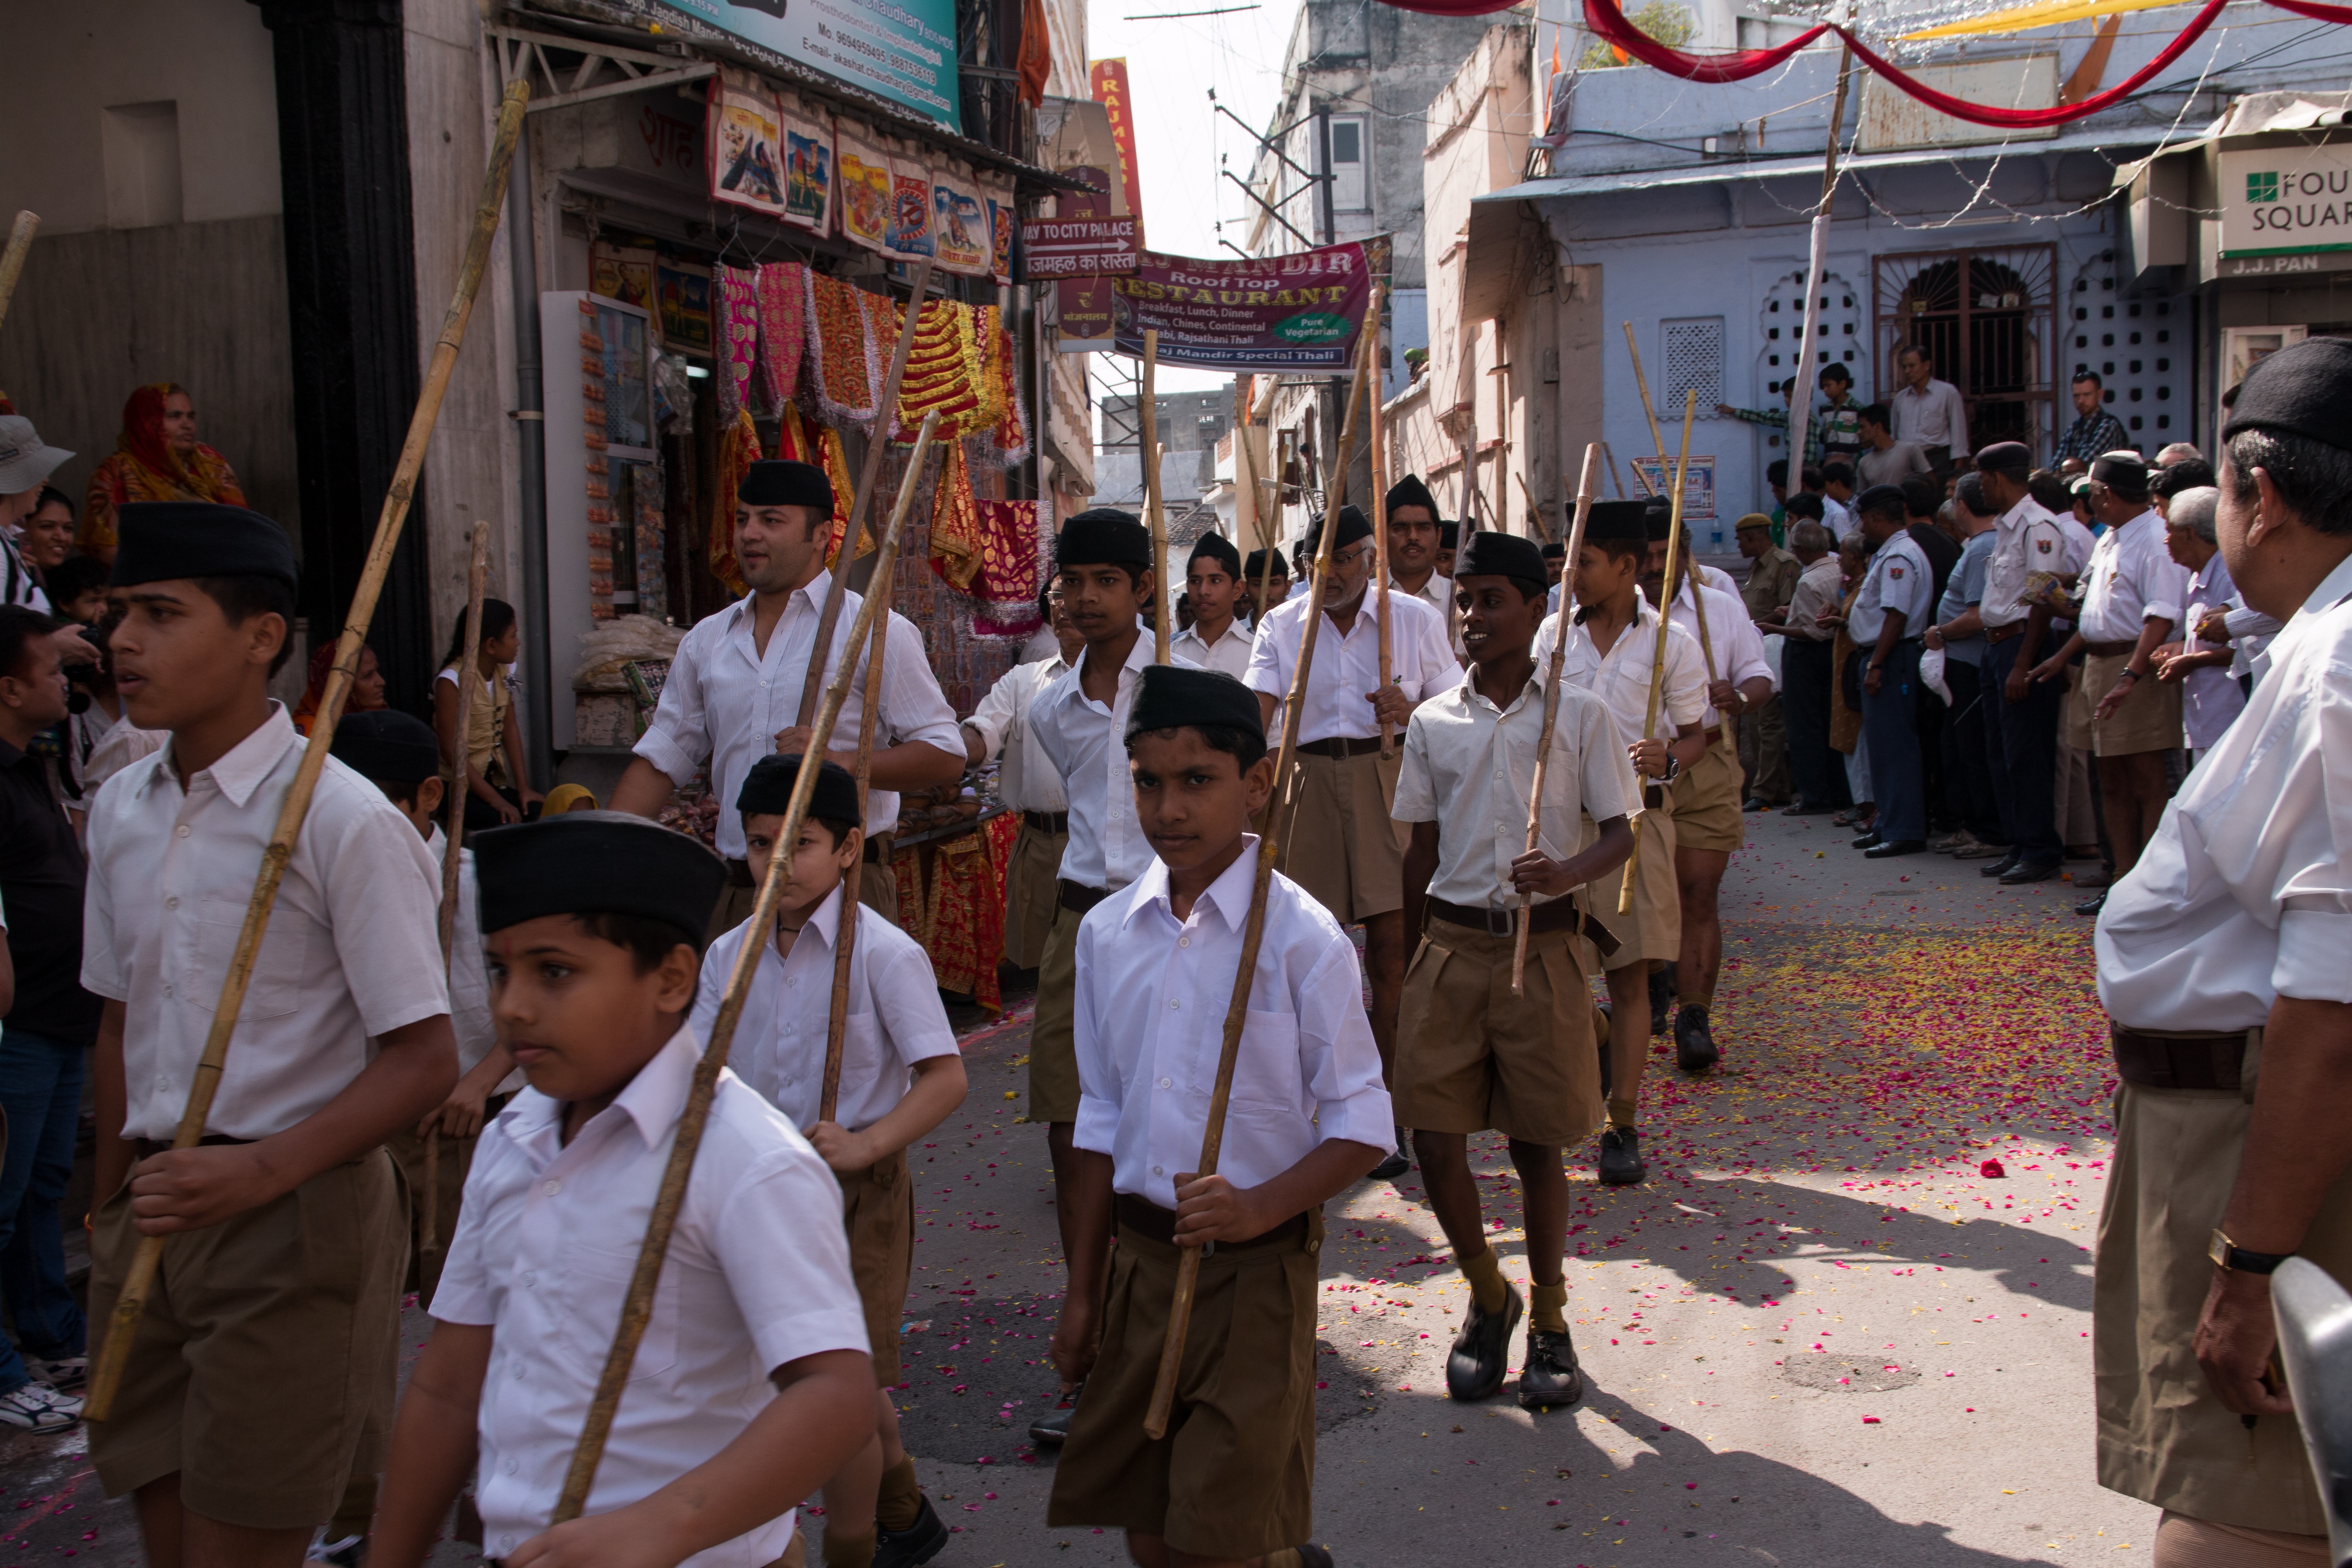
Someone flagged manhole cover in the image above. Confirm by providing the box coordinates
[1778,1352,1921,1393]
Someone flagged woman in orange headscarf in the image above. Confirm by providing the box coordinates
[78,383,247,563]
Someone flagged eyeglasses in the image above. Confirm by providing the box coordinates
[1330,544,1372,568]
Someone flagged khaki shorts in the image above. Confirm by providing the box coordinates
[2084,651,2184,756]
[839,1149,915,1387]
[88,1151,406,1530]
[386,1124,481,1304]
[1273,749,1403,924]
[1669,733,1744,854]
[1001,821,1067,971]
[2063,662,2096,753]
[707,858,899,944]
[1047,1207,1320,1560]
[1028,898,1084,1125]
[1394,915,1602,1145]
[1582,804,1678,971]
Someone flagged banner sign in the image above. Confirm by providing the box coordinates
[1022,168,1139,278]
[1629,455,1718,521]
[2220,144,2352,258]
[1089,61,1144,223]
[657,0,960,129]
[1055,242,1376,373]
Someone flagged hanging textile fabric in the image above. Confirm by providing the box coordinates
[808,269,882,426]
[717,265,760,427]
[707,408,761,597]
[929,439,982,590]
[756,261,806,406]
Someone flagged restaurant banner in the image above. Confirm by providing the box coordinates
[1055,241,1376,373]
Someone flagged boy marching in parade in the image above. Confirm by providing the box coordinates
[1395,531,1637,1406]
[962,585,1080,971]
[692,754,968,1568]
[1173,535,1256,677]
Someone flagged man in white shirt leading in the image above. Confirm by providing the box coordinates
[612,460,966,931]
[1170,534,1254,677]
[2091,334,2352,1567]
[1846,485,1937,856]
[1890,343,1968,474]
[963,584,1081,968]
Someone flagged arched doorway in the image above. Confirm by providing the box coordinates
[1874,244,2057,455]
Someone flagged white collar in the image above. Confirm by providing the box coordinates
[145,701,298,805]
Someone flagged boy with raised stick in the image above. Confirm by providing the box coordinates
[962,583,1080,971]
[82,502,459,1566]
[1024,507,1170,1443]
[370,811,878,1568]
[1533,500,1711,1184]
[1396,530,1638,1406]
[612,459,966,931]
[1243,503,1454,1181]
[691,753,969,1568]
[1048,663,1391,1568]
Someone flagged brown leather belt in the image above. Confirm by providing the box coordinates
[1984,621,2025,645]
[2111,1024,2251,1091]
[1058,879,1110,915]
[1115,1192,1309,1250]
[1643,784,1666,811]
[2084,640,2137,658]
[1295,735,1383,760]
[1427,896,1620,956]
[1023,809,1069,834]
[1698,725,1724,745]
[135,1134,252,1161]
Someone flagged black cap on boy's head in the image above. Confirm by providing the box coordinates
[738,460,833,515]
[1188,533,1242,578]
[330,710,441,787]
[1453,530,1548,600]
[474,812,726,953]
[737,753,861,844]
[1124,662,1266,769]
[1058,508,1153,569]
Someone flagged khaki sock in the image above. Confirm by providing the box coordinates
[822,1528,878,1568]
[875,1456,922,1534]
[1607,1096,1639,1131]
[1592,1004,1611,1051]
[1461,1245,1507,1314]
[1531,1282,1569,1335]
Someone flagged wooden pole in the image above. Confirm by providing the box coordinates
[820,439,923,1122]
[0,212,40,339]
[551,412,940,1525]
[1618,392,1698,919]
[1602,440,1627,501]
[1142,329,1170,666]
[1238,377,1280,623]
[1366,284,1394,760]
[423,518,493,1261]
[1623,321,1668,478]
[794,255,935,730]
[1510,444,1599,997]
[1783,42,1856,480]
[84,78,534,1424]
[1143,311,1378,1442]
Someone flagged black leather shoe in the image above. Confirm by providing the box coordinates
[1979,852,2021,878]
[1446,1279,1523,1402]
[1597,1127,1644,1185]
[2000,859,2061,885]
[1850,831,1882,849]
[1674,1004,1720,1072]
[1029,1384,1078,1446]
[1863,839,1927,858]
[1292,1547,1335,1568]
[1743,796,1771,812]
[1369,1127,1411,1182]
[874,1493,952,1568]
[2073,891,2107,917]
[1648,966,1673,1036]
[1518,1328,1584,1411]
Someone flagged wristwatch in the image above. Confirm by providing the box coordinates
[1658,754,1682,785]
[2209,1228,2292,1276]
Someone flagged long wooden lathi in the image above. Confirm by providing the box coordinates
[1622,320,1669,478]
[1142,314,1379,1442]
[83,79,533,1424]
[0,212,40,339]
[424,518,493,1259]
[1141,329,1171,667]
[1510,444,1601,997]
[794,255,935,729]
[553,411,940,1524]
[1365,284,1395,758]
[1618,392,1699,917]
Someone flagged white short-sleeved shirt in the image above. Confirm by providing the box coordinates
[1028,631,1163,892]
[80,704,450,1141]
[1243,588,1456,744]
[1821,495,1854,543]
[2077,509,2189,643]
[1072,845,1392,1211]
[431,1029,869,1568]
[1982,497,2089,629]
[1665,579,1776,723]
[632,573,965,857]
[1170,620,1256,679]
[1891,378,1969,452]
[1532,601,1709,748]
[1849,532,1934,644]
[963,655,1069,815]
[2098,553,2352,1031]
[692,896,958,1133]
[1393,671,1637,910]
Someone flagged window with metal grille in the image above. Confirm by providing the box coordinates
[1661,318,1724,413]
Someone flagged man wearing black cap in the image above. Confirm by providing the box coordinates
[1173,534,1255,677]
[2026,452,2187,916]
[1435,520,1460,583]
[82,502,458,1561]
[1974,441,2093,885]
[1541,541,1565,588]
[612,459,966,932]
[2091,335,2352,1566]
[1241,547,1291,623]
[1385,473,1452,620]
[1244,502,1457,1179]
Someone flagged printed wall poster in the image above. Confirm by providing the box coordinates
[886,151,936,262]
[707,79,787,217]
[780,99,834,235]
[982,174,1017,284]
[931,165,989,276]
[836,123,894,255]
[653,0,959,131]
[1629,455,1718,521]
[657,257,714,355]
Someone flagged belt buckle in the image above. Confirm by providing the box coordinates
[1484,906,1515,937]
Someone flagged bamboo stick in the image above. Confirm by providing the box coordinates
[551,411,940,1525]
[423,519,493,1261]
[1510,444,1600,997]
[1142,329,1170,666]
[1238,377,1280,625]
[1142,312,1378,1443]
[1618,392,1699,919]
[1623,320,1668,475]
[1366,285,1395,759]
[0,212,39,340]
[83,79,534,1424]
[794,256,935,730]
